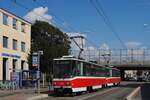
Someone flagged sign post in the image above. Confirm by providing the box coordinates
[32,51,43,95]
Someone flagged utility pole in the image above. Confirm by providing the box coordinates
[37,51,43,94]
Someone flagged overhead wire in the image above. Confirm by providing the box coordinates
[90,0,127,49]
[32,0,78,32]
[96,0,126,48]
[32,0,100,49]
[10,0,69,31]
[30,0,90,57]
[11,0,101,56]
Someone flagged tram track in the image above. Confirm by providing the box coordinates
[84,82,141,100]
[78,87,120,100]
[45,87,119,100]
[45,82,141,100]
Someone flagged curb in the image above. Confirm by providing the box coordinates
[126,86,141,100]
[27,94,48,100]
[0,93,14,97]
[0,91,21,97]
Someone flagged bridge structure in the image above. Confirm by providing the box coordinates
[71,48,150,80]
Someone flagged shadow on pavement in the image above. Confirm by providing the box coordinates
[140,83,150,100]
[118,82,142,88]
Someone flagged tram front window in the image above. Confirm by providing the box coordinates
[54,60,73,78]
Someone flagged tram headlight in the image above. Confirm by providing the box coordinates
[53,82,57,86]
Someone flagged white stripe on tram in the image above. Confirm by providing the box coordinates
[107,83,114,86]
[72,87,87,92]
[106,77,120,79]
[92,85,102,89]
[53,76,106,81]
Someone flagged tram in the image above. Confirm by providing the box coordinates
[52,56,121,94]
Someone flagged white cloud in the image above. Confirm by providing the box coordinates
[144,23,149,27]
[99,43,109,50]
[99,43,111,55]
[67,32,87,38]
[125,41,141,49]
[23,7,52,24]
[126,41,145,55]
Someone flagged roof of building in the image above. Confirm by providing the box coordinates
[0,8,31,25]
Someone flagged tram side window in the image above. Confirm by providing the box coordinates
[83,63,91,76]
[106,69,110,77]
[91,65,98,76]
[95,67,107,77]
[72,61,81,76]
[112,69,120,77]
[90,65,97,76]
[83,63,97,76]
[83,63,107,77]
[117,70,120,77]
[112,70,116,77]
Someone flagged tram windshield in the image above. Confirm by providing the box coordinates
[53,60,77,78]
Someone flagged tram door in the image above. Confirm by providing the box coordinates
[3,58,8,81]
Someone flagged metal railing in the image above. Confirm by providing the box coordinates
[0,80,18,90]
[71,48,150,66]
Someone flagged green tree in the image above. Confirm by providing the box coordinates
[30,21,70,74]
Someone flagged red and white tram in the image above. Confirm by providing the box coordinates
[52,56,121,94]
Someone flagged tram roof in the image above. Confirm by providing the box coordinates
[53,56,116,69]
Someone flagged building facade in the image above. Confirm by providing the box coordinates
[0,9,31,81]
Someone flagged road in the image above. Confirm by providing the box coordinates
[44,81,142,100]
[140,83,150,100]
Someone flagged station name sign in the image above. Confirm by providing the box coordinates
[1,53,20,58]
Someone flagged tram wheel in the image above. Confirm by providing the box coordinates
[76,92,82,95]
[87,86,93,93]
[71,92,76,96]
[102,84,106,88]
[54,89,63,97]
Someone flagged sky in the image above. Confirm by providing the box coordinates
[0,0,150,49]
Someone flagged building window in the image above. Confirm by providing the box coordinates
[3,14,8,25]
[13,59,17,72]
[13,39,17,50]
[21,42,25,52]
[3,36,8,48]
[13,18,17,29]
[21,22,25,33]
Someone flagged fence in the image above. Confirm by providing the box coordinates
[71,48,150,66]
[0,80,19,90]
